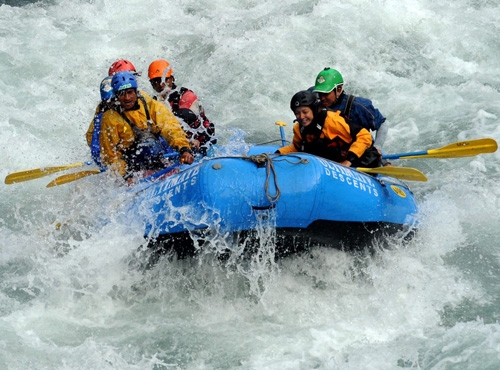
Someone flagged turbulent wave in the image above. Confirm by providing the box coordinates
[1,0,500,369]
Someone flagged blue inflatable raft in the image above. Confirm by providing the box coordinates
[130,145,419,258]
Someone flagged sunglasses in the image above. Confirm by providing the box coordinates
[150,77,171,86]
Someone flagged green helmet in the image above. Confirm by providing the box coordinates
[313,67,344,93]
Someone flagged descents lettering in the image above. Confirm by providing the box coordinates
[318,158,379,197]
[152,166,199,197]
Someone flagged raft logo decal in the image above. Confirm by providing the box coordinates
[318,158,379,197]
[390,185,406,198]
[151,166,199,197]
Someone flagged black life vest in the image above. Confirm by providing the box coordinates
[300,108,381,167]
[300,109,359,162]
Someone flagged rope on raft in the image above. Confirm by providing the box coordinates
[243,153,306,205]
[246,153,281,205]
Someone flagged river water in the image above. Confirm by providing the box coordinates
[1,0,500,369]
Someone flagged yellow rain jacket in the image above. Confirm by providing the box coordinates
[99,92,189,176]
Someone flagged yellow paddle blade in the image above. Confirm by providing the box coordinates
[5,162,85,184]
[357,166,428,182]
[406,138,498,159]
[46,170,101,188]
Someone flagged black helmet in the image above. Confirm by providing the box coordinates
[290,90,321,113]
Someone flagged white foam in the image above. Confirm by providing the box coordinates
[1,0,500,368]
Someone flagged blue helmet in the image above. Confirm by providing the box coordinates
[111,71,138,94]
[100,76,115,101]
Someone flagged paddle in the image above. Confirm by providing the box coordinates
[47,158,184,188]
[5,161,93,184]
[383,138,498,160]
[46,169,102,188]
[275,121,288,146]
[356,166,427,182]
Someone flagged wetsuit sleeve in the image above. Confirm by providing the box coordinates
[99,110,135,176]
[277,123,302,154]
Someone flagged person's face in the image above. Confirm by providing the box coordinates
[117,88,137,110]
[149,76,173,93]
[294,106,314,127]
[318,88,338,107]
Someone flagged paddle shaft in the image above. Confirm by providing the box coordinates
[383,150,427,160]
[383,138,497,160]
[356,166,427,182]
[279,126,286,147]
[275,121,287,147]
[5,161,93,184]
[46,170,101,188]
[48,156,183,188]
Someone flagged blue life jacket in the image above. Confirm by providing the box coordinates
[90,112,106,171]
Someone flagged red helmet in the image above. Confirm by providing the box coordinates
[108,59,137,76]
